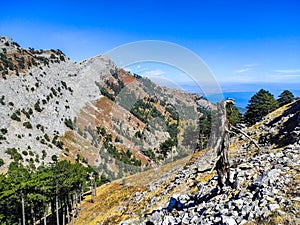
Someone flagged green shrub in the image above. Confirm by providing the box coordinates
[22,150,28,156]
[50,87,57,96]
[1,128,7,134]
[100,87,115,101]
[42,150,47,159]
[134,131,143,139]
[51,155,58,162]
[50,53,56,59]
[0,158,4,167]
[11,113,21,122]
[61,80,67,89]
[0,134,6,141]
[56,140,64,149]
[22,108,31,119]
[5,148,22,161]
[12,41,20,47]
[166,106,179,120]
[141,148,156,161]
[23,121,33,129]
[44,134,50,142]
[98,174,110,185]
[159,138,176,157]
[64,118,74,130]
[34,100,43,112]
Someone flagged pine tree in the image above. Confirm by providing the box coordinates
[0,160,91,224]
[197,112,212,150]
[277,90,294,107]
[244,89,279,125]
[226,104,242,126]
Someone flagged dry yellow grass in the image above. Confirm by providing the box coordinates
[74,151,212,224]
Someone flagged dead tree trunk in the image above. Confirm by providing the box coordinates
[214,100,231,189]
[210,99,261,190]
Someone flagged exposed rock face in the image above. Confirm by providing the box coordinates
[0,37,211,180]
[0,39,115,166]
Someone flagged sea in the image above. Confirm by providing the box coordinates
[181,85,300,114]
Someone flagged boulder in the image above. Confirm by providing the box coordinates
[221,215,237,225]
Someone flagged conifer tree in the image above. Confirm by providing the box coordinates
[277,90,294,106]
[244,89,279,125]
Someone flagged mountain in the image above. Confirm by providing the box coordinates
[74,100,300,224]
[0,37,210,180]
[1,36,299,225]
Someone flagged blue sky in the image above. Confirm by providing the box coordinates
[0,0,299,93]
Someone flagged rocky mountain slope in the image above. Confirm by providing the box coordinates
[74,100,300,225]
[0,37,208,180]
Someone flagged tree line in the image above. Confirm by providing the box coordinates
[244,89,294,125]
[0,160,105,225]
[219,89,294,127]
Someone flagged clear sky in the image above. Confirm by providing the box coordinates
[0,0,299,92]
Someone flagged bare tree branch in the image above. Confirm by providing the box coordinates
[231,125,261,151]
